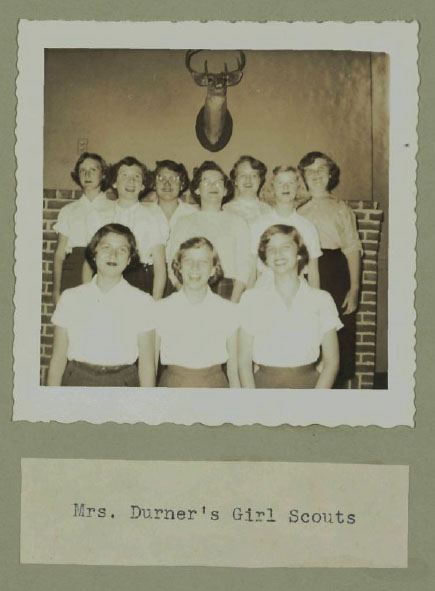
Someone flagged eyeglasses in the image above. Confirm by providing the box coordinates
[200,179,225,188]
[156,175,180,184]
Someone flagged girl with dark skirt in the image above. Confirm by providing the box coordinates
[110,156,167,299]
[52,152,113,304]
[297,152,362,387]
[155,237,240,388]
[238,225,342,389]
[47,224,156,387]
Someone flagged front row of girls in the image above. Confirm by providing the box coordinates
[52,150,362,384]
[47,223,342,389]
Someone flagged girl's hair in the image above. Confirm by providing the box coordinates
[85,223,141,274]
[70,152,110,191]
[297,151,340,192]
[109,156,150,199]
[153,160,190,195]
[258,224,309,275]
[230,155,268,194]
[171,236,224,287]
[190,161,233,204]
[272,165,299,177]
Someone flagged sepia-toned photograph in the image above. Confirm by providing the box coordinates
[13,21,416,425]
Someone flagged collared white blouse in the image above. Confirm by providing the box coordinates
[155,289,239,369]
[113,202,165,265]
[239,279,343,367]
[53,192,115,253]
[51,277,155,365]
[144,200,198,257]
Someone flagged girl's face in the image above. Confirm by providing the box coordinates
[303,157,330,193]
[180,245,215,290]
[95,232,130,278]
[114,164,145,201]
[273,171,299,203]
[265,233,299,275]
[155,167,181,202]
[196,170,226,208]
[79,158,104,193]
[234,161,261,197]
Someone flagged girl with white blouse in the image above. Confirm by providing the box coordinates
[168,161,251,303]
[110,156,167,299]
[155,236,240,388]
[250,165,322,288]
[144,160,198,296]
[239,225,342,389]
[52,152,113,304]
[47,223,156,387]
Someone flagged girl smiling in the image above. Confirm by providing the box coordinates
[168,161,251,302]
[155,237,240,388]
[47,223,156,387]
[250,165,322,288]
[239,225,342,389]
[110,156,167,299]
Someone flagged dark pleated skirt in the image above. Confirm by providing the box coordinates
[159,364,229,388]
[211,277,235,301]
[319,249,356,383]
[61,360,140,387]
[61,247,86,293]
[124,263,154,295]
[254,363,318,389]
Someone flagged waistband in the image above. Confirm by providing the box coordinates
[132,262,154,270]
[69,359,136,375]
[257,362,317,375]
[321,248,344,255]
[165,364,223,376]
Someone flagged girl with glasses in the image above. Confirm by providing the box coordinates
[144,160,198,296]
[168,161,251,303]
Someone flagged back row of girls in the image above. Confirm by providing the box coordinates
[49,151,362,388]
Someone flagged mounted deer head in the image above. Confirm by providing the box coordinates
[185,50,246,152]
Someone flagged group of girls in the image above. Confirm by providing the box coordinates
[47,150,362,389]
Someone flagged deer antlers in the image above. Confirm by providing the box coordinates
[185,50,246,88]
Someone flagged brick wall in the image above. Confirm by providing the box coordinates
[347,201,384,389]
[40,191,384,388]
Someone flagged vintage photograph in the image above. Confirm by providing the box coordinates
[14,21,416,425]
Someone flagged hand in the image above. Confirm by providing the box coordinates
[342,288,359,315]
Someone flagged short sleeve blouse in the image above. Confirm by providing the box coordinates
[239,279,343,367]
[52,277,155,365]
[298,196,362,255]
[155,289,239,368]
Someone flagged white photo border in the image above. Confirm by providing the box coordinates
[14,20,417,426]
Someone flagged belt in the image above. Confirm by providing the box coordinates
[70,360,134,374]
